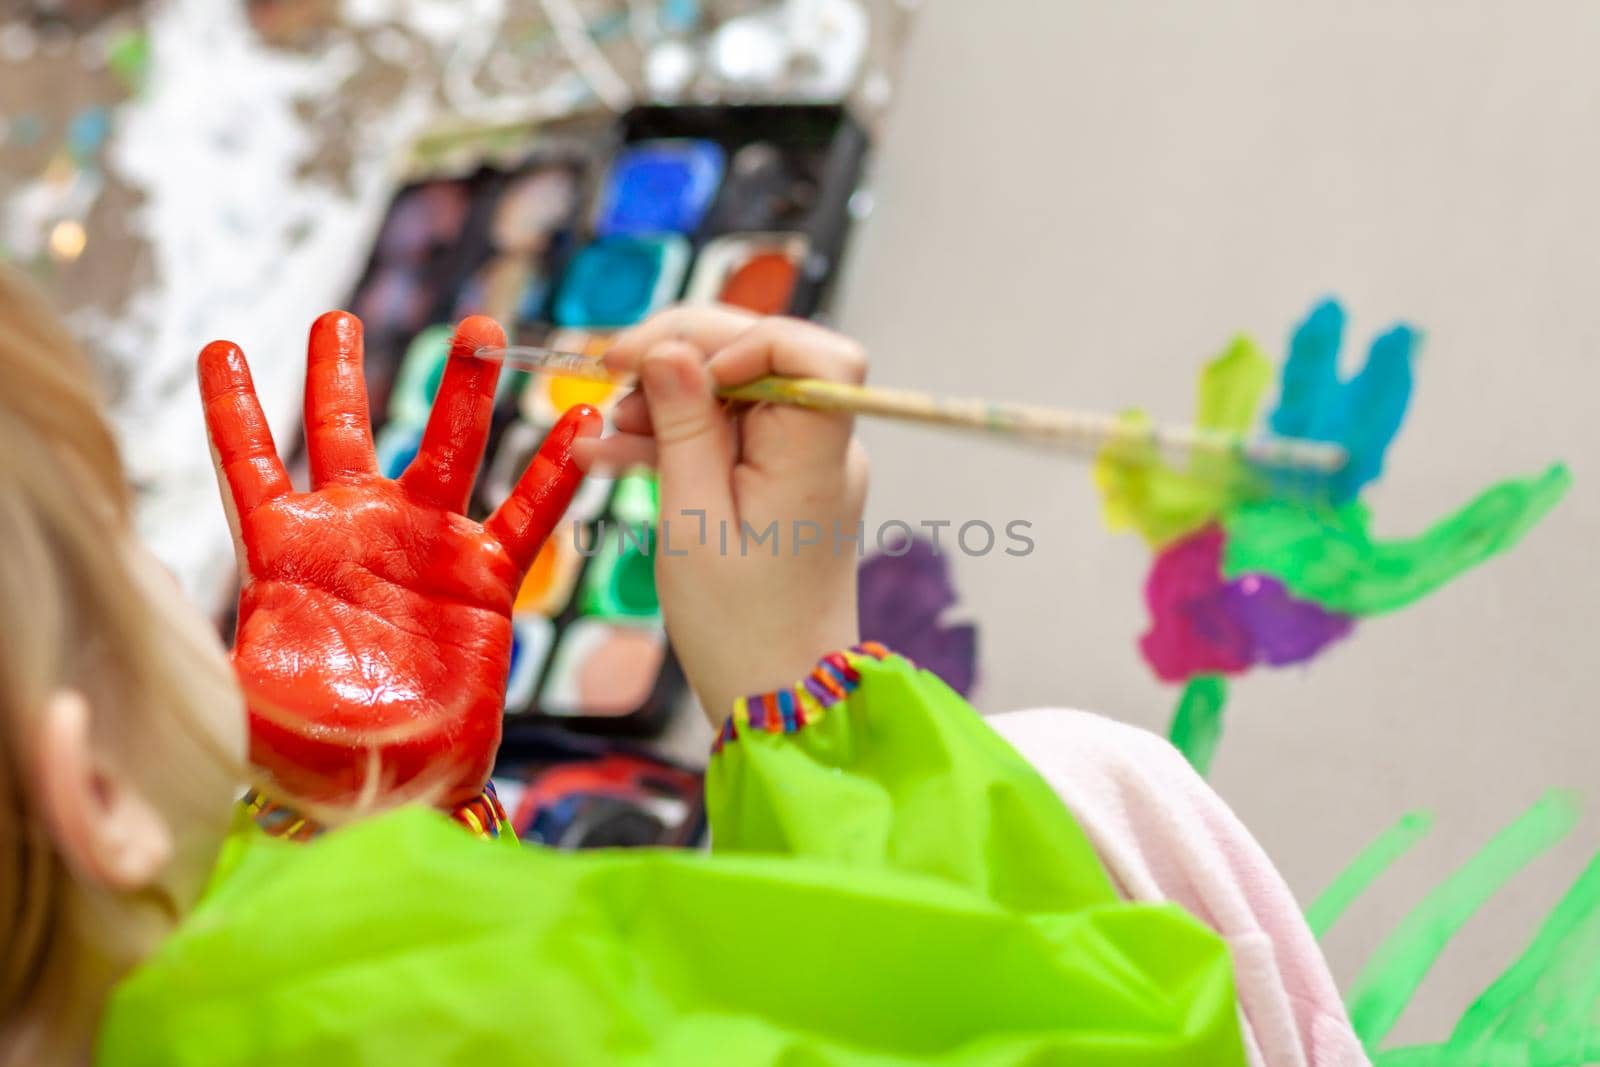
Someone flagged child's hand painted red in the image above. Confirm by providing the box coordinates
[200,312,600,808]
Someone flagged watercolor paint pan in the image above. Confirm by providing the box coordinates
[576,527,661,621]
[552,233,692,329]
[492,160,587,254]
[531,617,679,728]
[593,138,727,237]
[705,141,826,235]
[614,104,868,316]
[453,155,591,326]
[684,231,810,315]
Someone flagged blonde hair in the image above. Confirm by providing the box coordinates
[0,270,494,1027]
[0,270,456,1026]
[0,268,236,1017]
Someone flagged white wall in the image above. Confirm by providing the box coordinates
[834,1,1600,1045]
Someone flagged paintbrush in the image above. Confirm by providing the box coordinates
[473,344,1347,476]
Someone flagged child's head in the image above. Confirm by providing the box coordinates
[0,268,244,1037]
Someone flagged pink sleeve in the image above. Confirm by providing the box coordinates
[988,708,1370,1067]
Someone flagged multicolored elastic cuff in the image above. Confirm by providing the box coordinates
[712,642,899,753]
[452,781,512,839]
[242,780,511,842]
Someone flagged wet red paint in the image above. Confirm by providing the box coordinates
[717,251,798,315]
[200,311,601,806]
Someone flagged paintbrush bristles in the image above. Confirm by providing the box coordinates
[484,345,619,382]
[474,344,1348,475]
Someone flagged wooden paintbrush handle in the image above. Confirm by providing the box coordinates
[472,347,1347,474]
[717,376,1346,473]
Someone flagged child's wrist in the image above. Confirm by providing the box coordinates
[696,631,860,726]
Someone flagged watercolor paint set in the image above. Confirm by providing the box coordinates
[340,104,870,751]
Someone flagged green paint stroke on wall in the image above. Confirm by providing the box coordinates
[1307,811,1435,939]
[1166,674,1227,776]
[1370,850,1600,1066]
[1347,790,1582,1050]
[1222,463,1571,617]
[1447,849,1600,1062]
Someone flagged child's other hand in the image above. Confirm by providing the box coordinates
[576,306,868,724]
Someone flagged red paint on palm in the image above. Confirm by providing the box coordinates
[200,311,601,807]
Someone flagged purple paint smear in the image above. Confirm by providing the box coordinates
[1221,572,1354,667]
[858,534,978,697]
[1141,524,1353,683]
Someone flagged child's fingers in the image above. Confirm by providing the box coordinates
[198,340,292,522]
[705,316,867,388]
[399,315,504,513]
[573,431,657,473]
[304,310,377,487]
[603,304,759,377]
[704,318,866,471]
[486,405,603,572]
[609,389,651,435]
[638,340,736,529]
